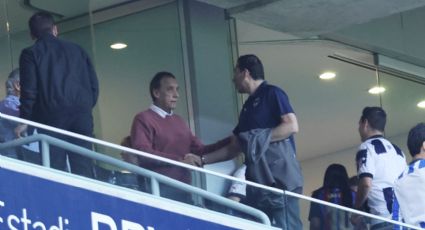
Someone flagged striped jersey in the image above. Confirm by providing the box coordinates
[356,135,406,218]
[393,159,425,228]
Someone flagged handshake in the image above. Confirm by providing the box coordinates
[181,153,204,167]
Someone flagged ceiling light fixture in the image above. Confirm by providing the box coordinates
[110,43,127,50]
[417,100,425,109]
[319,72,336,80]
[368,86,386,95]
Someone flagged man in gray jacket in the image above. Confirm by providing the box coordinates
[201,54,303,230]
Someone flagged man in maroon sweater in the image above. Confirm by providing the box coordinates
[130,71,229,203]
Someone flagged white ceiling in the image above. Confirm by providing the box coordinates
[198,0,425,37]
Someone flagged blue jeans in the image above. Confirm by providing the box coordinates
[249,187,303,230]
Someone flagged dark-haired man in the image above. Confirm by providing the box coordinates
[130,71,229,203]
[202,54,304,229]
[18,12,99,178]
[392,123,425,228]
[352,107,406,230]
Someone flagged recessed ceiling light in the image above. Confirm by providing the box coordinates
[319,72,336,80]
[368,86,386,95]
[110,43,127,50]
[417,100,425,109]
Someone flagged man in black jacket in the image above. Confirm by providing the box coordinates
[18,12,99,178]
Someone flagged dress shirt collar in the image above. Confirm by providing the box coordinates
[150,104,173,118]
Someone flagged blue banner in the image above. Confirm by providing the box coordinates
[0,165,240,230]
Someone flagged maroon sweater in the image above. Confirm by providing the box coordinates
[130,109,228,183]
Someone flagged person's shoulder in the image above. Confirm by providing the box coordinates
[53,37,86,53]
[265,84,288,96]
[170,113,185,120]
[361,136,383,148]
[265,83,282,91]
[311,187,324,197]
[167,113,188,126]
[134,109,153,118]
[20,46,35,56]
[54,37,75,46]
[358,140,370,148]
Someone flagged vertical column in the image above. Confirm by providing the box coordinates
[179,0,240,195]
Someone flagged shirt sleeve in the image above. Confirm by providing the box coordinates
[188,134,204,155]
[192,136,232,155]
[272,87,294,116]
[19,49,38,120]
[228,165,247,197]
[356,143,375,178]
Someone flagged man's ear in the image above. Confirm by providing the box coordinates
[13,81,20,92]
[152,89,160,100]
[363,120,370,130]
[421,141,425,152]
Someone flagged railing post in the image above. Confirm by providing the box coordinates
[41,140,50,167]
[151,178,160,196]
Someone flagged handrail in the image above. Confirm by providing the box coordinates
[0,112,284,195]
[285,190,421,230]
[0,113,420,229]
[0,133,271,225]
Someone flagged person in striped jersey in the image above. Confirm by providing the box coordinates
[351,107,406,230]
[393,123,425,228]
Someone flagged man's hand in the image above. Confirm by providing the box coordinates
[182,153,202,167]
[15,124,28,138]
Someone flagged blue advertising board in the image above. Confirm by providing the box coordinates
[0,158,269,230]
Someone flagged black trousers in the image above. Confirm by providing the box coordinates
[38,112,95,178]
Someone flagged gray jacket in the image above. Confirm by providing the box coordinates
[238,128,303,208]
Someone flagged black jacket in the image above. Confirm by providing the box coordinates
[19,34,99,123]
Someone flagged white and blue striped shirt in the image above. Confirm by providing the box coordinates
[393,159,425,228]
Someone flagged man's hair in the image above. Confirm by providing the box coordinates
[5,68,19,96]
[29,12,55,38]
[360,106,386,132]
[407,123,425,157]
[237,54,264,80]
[149,71,176,101]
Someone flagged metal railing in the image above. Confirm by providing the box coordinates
[0,112,422,229]
[0,132,271,225]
